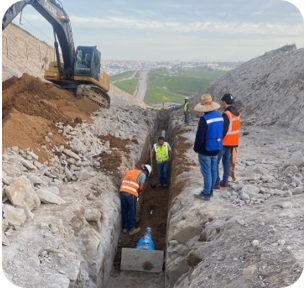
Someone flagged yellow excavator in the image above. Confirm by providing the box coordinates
[2,0,110,108]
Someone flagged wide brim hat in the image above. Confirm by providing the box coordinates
[194,93,220,112]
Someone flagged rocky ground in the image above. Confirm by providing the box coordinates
[1,24,304,288]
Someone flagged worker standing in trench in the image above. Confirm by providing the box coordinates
[151,136,172,188]
[184,97,190,125]
[120,164,152,235]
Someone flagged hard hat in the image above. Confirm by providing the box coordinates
[185,97,189,100]
[141,164,152,175]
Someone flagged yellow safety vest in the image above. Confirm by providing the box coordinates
[154,142,169,162]
[184,102,189,112]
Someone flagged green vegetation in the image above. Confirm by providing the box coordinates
[145,68,226,104]
[146,83,185,105]
[110,71,135,82]
[113,79,138,95]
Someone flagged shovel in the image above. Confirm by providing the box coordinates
[149,144,156,188]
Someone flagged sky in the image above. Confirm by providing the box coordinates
[1,0,305,62]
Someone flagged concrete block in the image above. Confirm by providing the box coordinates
[121,248,164,273]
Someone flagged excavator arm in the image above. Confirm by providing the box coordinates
[2,0,75,78]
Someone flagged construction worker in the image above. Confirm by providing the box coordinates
[214,93,241,189]
[193,94,224,201]
[151,136,172,188]
[120,164,152,235]
[184,97,190,125]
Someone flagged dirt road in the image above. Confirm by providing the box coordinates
[135,70,149,101]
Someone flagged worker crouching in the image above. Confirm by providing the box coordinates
[120,164,152,235]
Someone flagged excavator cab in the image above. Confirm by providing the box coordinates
[75,46,101,81]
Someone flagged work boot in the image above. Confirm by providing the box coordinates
[194,193,210,201]
[220,181,230,188]
[122,229,128,234]
[129,227,141,235]
[214,184,220,190]
[210,191,214,197]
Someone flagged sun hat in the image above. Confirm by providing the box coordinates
[194,94,220,112]
[221,93,234,104]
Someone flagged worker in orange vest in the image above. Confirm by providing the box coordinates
[214,93,241,189]
[120,164,152,235]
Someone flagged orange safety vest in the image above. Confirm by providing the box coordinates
[119,170,142,197]
[223,111,241,147]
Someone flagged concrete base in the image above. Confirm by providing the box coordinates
[121,248,164,273]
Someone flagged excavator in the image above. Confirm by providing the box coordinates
[2,0,111,108]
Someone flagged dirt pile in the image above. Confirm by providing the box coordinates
[2,73,101,162]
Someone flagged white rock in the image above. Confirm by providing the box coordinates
[2,233,10,246]
[277,202,292,209]
[36,189,65,205]
[252,240,259,247]
[240,185,260,195]
[284,165,299,176]
[26,151,39,161]
[45,186,60,195]
[85,208,101,222]
[2,172,14,185]
[289,151,303,167]
[3,205,26,226]
[240,192,250,201]
[28,175,43,186]
[5,175,41,210]
[77,170,92,181]
[261,174,274,183]
[20,159,36,170]
[17,205,35,221]
[292,186,304,195]
[63,149,81,160]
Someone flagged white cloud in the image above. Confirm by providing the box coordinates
[27,13,302,37]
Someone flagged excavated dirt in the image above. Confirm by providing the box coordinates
[99,134,138,153]
[2,73,101,162]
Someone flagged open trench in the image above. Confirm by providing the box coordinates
[106,110,173,288]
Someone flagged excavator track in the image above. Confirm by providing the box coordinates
[76,84,110,108]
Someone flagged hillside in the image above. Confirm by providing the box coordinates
[203,46,304,133]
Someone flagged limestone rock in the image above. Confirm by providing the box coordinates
[2,233,10,246]
[36,189,65,205]
[85,208,101,222]
[2,171,14,185]
[5,175,41,210]
[77,170,92,181]
[292,186,304,195]
[63,149,81,160]
[185,249,203,267]
[20,158,36,170]
[289,151,303,167]
[28,175,43,186]
[18,205,35,221]
[284,165,299,176]
[240,184,260,195]
[45,186,60,195]
[243,264,257,276]
[26,151,39,161]
[3,205,26,226]
[169,225,202,244]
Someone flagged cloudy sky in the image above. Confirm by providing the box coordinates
[2,0,304,62]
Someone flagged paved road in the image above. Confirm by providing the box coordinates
[135,70,148,101]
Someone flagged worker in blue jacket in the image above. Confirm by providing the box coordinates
[193,94,224,201]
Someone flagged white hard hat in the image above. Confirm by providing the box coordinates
[185,97,189,100]
[141,164,152,175]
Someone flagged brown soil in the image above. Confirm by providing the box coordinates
[98,134,138,153]
[2,73,101,162]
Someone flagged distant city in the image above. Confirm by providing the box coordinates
[102,60,244,76]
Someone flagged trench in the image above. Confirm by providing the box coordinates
[106,110,173,288]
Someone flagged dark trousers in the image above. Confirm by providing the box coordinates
[157,160,169,185]
[120,192,137,231]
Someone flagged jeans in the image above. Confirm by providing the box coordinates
[184,113,189,124]
[216,147,231,184]
[198,153,218,196]
[120,192,137,231]
[157,160,169,185]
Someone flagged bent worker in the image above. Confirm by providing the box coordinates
[214,93,241,189]
[193,94,223,201]
[184,97,190,125]
[120,164,152,235]
[151,136,172,188]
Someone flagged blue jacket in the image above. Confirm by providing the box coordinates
[194,111,224,155]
